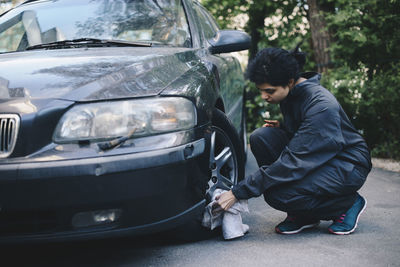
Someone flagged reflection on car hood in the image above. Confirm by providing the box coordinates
[0,47,198,102]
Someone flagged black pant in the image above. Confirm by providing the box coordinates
[250,127,368,220]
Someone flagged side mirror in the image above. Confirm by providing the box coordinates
[208,30,251,54]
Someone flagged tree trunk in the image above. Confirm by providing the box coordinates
[246,4,268,61]
[308,0,333,73]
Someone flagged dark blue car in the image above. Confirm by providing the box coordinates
[0,0,250,242]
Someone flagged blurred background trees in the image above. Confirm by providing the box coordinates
[1,0,400,159]
[202,0,400,159]
[0,0,22,14]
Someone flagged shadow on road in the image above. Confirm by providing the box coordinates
[1,232,202,266]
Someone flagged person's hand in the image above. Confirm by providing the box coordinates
[263,119,280,128]
[214,190,238,212]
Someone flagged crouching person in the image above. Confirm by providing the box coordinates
[215,45,371,235]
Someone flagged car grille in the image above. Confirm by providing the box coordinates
[0,114,20,158]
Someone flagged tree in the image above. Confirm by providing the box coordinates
[322,0,400,159]
[246,2,269,59]
[202,0,304,59]
[203,0,312,130]
[202,0,400,159]
[307,0,333,73]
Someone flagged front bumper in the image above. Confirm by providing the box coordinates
[0,129,210,243]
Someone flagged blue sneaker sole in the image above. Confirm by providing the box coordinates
[275,222,320,235]
[329,197,367,235]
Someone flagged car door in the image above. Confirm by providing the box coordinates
[192,2,245,133]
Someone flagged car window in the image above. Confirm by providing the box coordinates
[193,3,219,40]
[0,17,25,52]
[0,0,192,53]
[202,6,220,33]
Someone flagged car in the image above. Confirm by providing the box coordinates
[0,0,250,243]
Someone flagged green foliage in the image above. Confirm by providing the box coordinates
[321,64,367,124]
[245,82,266,131]
[358,63,400,159]
[204,0,400,159]
[324,0,400,74]
[322,63,400,160]
[200,0,248,29]
[322,0,400,159]
[202,0,309,58]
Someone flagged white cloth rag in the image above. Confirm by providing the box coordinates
[202,189,249,240]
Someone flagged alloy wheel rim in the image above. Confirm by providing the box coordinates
[206,126,238,198]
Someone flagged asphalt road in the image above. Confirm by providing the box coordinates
[2,151,400,267]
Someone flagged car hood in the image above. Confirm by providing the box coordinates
[0,47,198,102]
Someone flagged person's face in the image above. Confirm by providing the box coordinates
[256,82,291,104]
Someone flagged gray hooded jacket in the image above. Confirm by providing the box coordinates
[232,72,371,200]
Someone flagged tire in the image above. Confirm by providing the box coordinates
[206,108,245,200]
[169,108,245,241]
[240,101,248,163]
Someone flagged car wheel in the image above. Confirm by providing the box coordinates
[206,108,245,201]
[169,109,245,241]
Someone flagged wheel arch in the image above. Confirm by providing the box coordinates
[214,97,225,114]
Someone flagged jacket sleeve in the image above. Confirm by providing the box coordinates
[232,96,345,200]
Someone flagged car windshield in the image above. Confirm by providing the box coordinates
[0,0,191,53]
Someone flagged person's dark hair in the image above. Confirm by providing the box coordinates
[246,42,306,86]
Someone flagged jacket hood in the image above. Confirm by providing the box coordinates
[287,72,321,98]
[0,47,197,103]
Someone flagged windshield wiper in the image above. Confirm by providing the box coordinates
[26,38,152,50]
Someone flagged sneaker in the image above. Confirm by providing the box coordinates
[328,194,367,235]
[275,215,320,235]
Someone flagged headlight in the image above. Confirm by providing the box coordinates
[53,97,196,143]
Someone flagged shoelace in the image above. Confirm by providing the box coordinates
[335,214,346,223]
